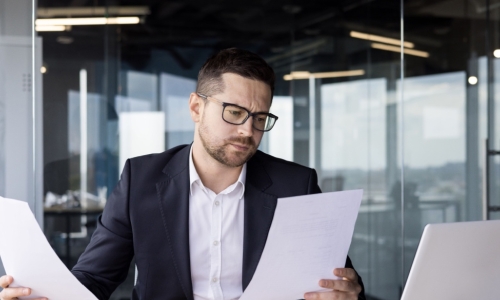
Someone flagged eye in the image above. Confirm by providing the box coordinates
[228,109,242,116]
[255,116,267,123]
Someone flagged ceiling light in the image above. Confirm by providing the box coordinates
[313,70,365,78]
[289,71,311,79]
[371,43,429,58]
[107,17,141,24]
[468,76,478,85]
[350,31,414,48]
[283,70,365,80]
[494,49,500,58]
[40,66,47,74]
[35,25,67,32]
[57,36,74,44]
[35,17,141,26]
[37,6,150,18]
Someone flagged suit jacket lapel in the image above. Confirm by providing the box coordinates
[156,145,194,300]
[155,147,277,296]
[242,153,278,290]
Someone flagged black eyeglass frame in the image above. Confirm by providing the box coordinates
[197,93,279,132]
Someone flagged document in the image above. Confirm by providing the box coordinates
[239,190,363,300]
[0,196,98,300]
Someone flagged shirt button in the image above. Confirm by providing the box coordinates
[214,201,220,206]
[213,240,219,246]
[212,277,218,282]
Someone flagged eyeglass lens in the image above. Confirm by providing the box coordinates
[222,105,276,131]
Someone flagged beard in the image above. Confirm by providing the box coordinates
[198,119,258,168]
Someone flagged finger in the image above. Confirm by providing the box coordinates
[334,268,358,281]
[304,290,329,299]
[304,290,345,300]
[0,275,13,288]
[0,287,31,299]
[319,279,358,293]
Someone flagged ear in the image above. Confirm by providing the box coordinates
[189,92,203,123]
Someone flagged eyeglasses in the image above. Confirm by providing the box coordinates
[197,93,278,132]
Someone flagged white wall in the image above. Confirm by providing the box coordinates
[119,112,165,172]
[0,0,42,276]
[268,96,293,161]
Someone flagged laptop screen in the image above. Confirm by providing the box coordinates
[401,220,500,300]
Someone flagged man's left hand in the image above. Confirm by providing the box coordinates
[304,268,362,300]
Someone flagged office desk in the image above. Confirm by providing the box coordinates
[44,207,103,267]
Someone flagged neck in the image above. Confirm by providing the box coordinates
[191,140,243,194]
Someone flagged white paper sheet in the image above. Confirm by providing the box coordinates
[239,190,363,300]
[0,196,98,300]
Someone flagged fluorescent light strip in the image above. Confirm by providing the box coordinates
[35,17,140,26]
[108,17,141,24]
[314,70,365,78]
[35,25,67,32]
[350,31,414,48]
[283,69,365,80]
[37,6,150,17]
[371,43,429,58]
[290,71,311,78]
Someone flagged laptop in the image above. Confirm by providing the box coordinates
[401,220,500,300]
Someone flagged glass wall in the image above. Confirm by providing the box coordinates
[0,0,41,276]
[0,0,498,299]
[403,0,500,284]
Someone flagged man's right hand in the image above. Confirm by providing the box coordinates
[0,275,48,300]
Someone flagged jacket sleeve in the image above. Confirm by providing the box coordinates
[308,169,366,300]
[71,160,135,300]
[345,256,366,300]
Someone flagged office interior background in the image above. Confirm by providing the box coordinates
[1,0,500,299]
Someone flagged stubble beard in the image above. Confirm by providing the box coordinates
[198,119,258,168]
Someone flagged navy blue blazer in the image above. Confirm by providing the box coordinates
[72,144,365,299]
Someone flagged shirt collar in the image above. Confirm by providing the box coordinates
[189,145,246,199]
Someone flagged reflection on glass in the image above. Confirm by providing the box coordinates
[268,96,293,161]
[125,71,158,110]
[31,0,500,298]
[68,90,108,196]
[160,73,196,148]
[321,78,387,178]
[321,78,395,299]
[399,72,467,278]
[492,59,500,219]
[0,0,38,277]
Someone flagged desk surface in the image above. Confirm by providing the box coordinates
[44,207,103,214]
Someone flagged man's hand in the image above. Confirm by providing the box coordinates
[304,268,362,300]
[0,275,48,300]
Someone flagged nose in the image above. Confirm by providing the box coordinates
[237,116,254,137]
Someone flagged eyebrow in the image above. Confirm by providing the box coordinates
[215,98,271,115]
[226,102,271,115]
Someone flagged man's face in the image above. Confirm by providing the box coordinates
[197,73,272,167]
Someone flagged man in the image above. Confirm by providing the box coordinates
[0,48,364,300]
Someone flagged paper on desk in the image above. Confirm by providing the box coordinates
[239,190,363,300]
[0,196,97,300]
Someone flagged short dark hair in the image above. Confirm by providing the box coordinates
[196,48,275,99]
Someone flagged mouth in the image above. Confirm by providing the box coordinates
[230,143,250,151]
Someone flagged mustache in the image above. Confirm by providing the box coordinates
[226,136,255,147]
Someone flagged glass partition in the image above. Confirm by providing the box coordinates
[24,0,500,299]
[0,0,40,276]
[403,0,498,282]
[35,1,403,298]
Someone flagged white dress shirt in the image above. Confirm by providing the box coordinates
[189,147,246,300]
